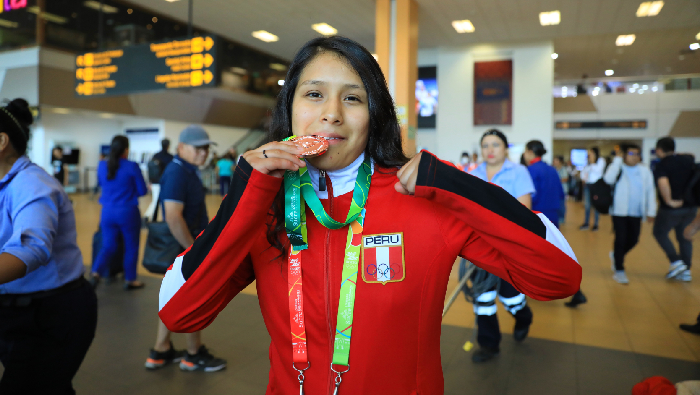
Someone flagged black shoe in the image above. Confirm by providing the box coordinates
[513,326,530,342]
[565,291,588,308]
[679,322,700,335]
[145,342,186,370]
[180,345,227,372]
[579,224,589,231]
[591,224,599,232]
[124,281,145,290]
[471,347,500,363]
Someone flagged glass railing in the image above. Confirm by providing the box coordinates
[554,74,700,98]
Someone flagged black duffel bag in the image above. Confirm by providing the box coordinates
[142,221,184,275]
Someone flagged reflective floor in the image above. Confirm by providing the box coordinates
[4,193,700,394]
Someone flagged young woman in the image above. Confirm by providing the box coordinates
[465,130,537,363]
[580,147,606,231]
[0,99,97,394]
[158,37,580,394]
[91,135,147,289]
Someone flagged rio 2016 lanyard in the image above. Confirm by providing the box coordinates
[284,154,371,395]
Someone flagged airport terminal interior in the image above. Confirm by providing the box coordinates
[1,0,700,394]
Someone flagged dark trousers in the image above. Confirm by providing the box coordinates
[653,207,697,269]
[220,175,231,196]
[93,205,141,281]
[475,279,533,350]
[612,216,642,271]
[0,279,98,395]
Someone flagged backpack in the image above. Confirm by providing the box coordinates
[589,169,623,215]
[684,162,700,207]
[147,158,163,184]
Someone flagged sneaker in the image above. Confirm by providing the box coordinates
[145,343,186,370]
[675,270,692,282]
[591,224,599,232]
[180,345,227,372]
[471,347,500,363]
[564,290,587,308]
[666,261,687,280]
[513,325,530,342]
[579,224,590,231]
[613,270,629,284]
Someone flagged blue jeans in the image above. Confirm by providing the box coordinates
[92,206,141,282]
[583,184,599,226]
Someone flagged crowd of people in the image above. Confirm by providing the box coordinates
[0,35,698,394]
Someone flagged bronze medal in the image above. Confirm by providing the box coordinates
[291,136,329,158]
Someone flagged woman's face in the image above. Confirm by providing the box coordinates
[481,135,507,166]
[291,52,370,171]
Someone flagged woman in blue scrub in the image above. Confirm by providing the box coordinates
[523,140,565,226]
[465,129,536,363]
[91,135,148,289]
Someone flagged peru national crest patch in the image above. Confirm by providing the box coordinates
[361,232,405,285]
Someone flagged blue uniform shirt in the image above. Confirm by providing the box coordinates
[98,158,148,207]
[0,156,84,294]
[527,159,564,212]
[159,156,208,235]
[469,159,536,199]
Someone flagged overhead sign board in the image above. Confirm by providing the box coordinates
[75,36,218,97]
[556,120,647,129]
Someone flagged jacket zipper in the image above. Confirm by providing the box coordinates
[325,173,334,395]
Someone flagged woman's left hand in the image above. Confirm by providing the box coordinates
[395,152,422,195]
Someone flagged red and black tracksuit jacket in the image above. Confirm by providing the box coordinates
[159,151,581,395]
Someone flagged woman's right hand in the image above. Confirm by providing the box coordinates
[242,141,306,178]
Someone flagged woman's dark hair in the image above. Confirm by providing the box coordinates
[0,98,33,156]
[480,129,508,147]
[107,135,129,180]
[266,36,409,255]
[588,147,600,162]
[525,140,547,157]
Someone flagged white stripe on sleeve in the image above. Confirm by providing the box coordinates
[159,255,186,311]
[537,213,579,264]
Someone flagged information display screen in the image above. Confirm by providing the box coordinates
[75,36,218,97]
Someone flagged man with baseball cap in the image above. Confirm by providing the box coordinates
[145,125,226,372]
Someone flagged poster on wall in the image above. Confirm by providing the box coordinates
[416,66,438,129]
[474,60,512,125]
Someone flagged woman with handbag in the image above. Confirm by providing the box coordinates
[90,135,147,290]
[158,36,581,394]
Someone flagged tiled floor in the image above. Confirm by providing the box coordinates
[3,193,700,394]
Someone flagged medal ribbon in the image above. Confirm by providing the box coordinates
[284,156,372,384]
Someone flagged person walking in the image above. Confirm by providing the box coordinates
[652,137,696,282]
[156,37,580,394]
[580,147,606,231]
[523,140,565,226]
[90,135,147,290]
[0,98,98,395]
[215,153,235,196]
[465,129,538,363]
[605,144,657,284]
[146,125,227,372]
[553,155,569,225]
[145,139,174,221]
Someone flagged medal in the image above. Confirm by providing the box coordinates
[287,135,329,158]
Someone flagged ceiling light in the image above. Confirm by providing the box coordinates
[616,34,636,46]
[562,86,568,91]
[629,88,636,93]
[697,32,700,40]
[127,9,133,14]
[642,85,648,90]
[451,20,475,33]
[0,19,19,28]
[269,63,287,71]
[551,53,558,59]
[53,108,70,114]
[312,23,337,36]
[99,113,114,118]
[278,80,285,86]
[252,30,278,42]
[652,86,658,92]
[26,6,69,24]
[636,1,664,17]
[605,69,614,76]
[592,91,599,96]
[539,11,561,26]
[165,0,181,2]
[690,43,700,51]
[152,17,158,23]
[83,1,119,13]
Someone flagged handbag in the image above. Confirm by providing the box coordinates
[142,202,185,274]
